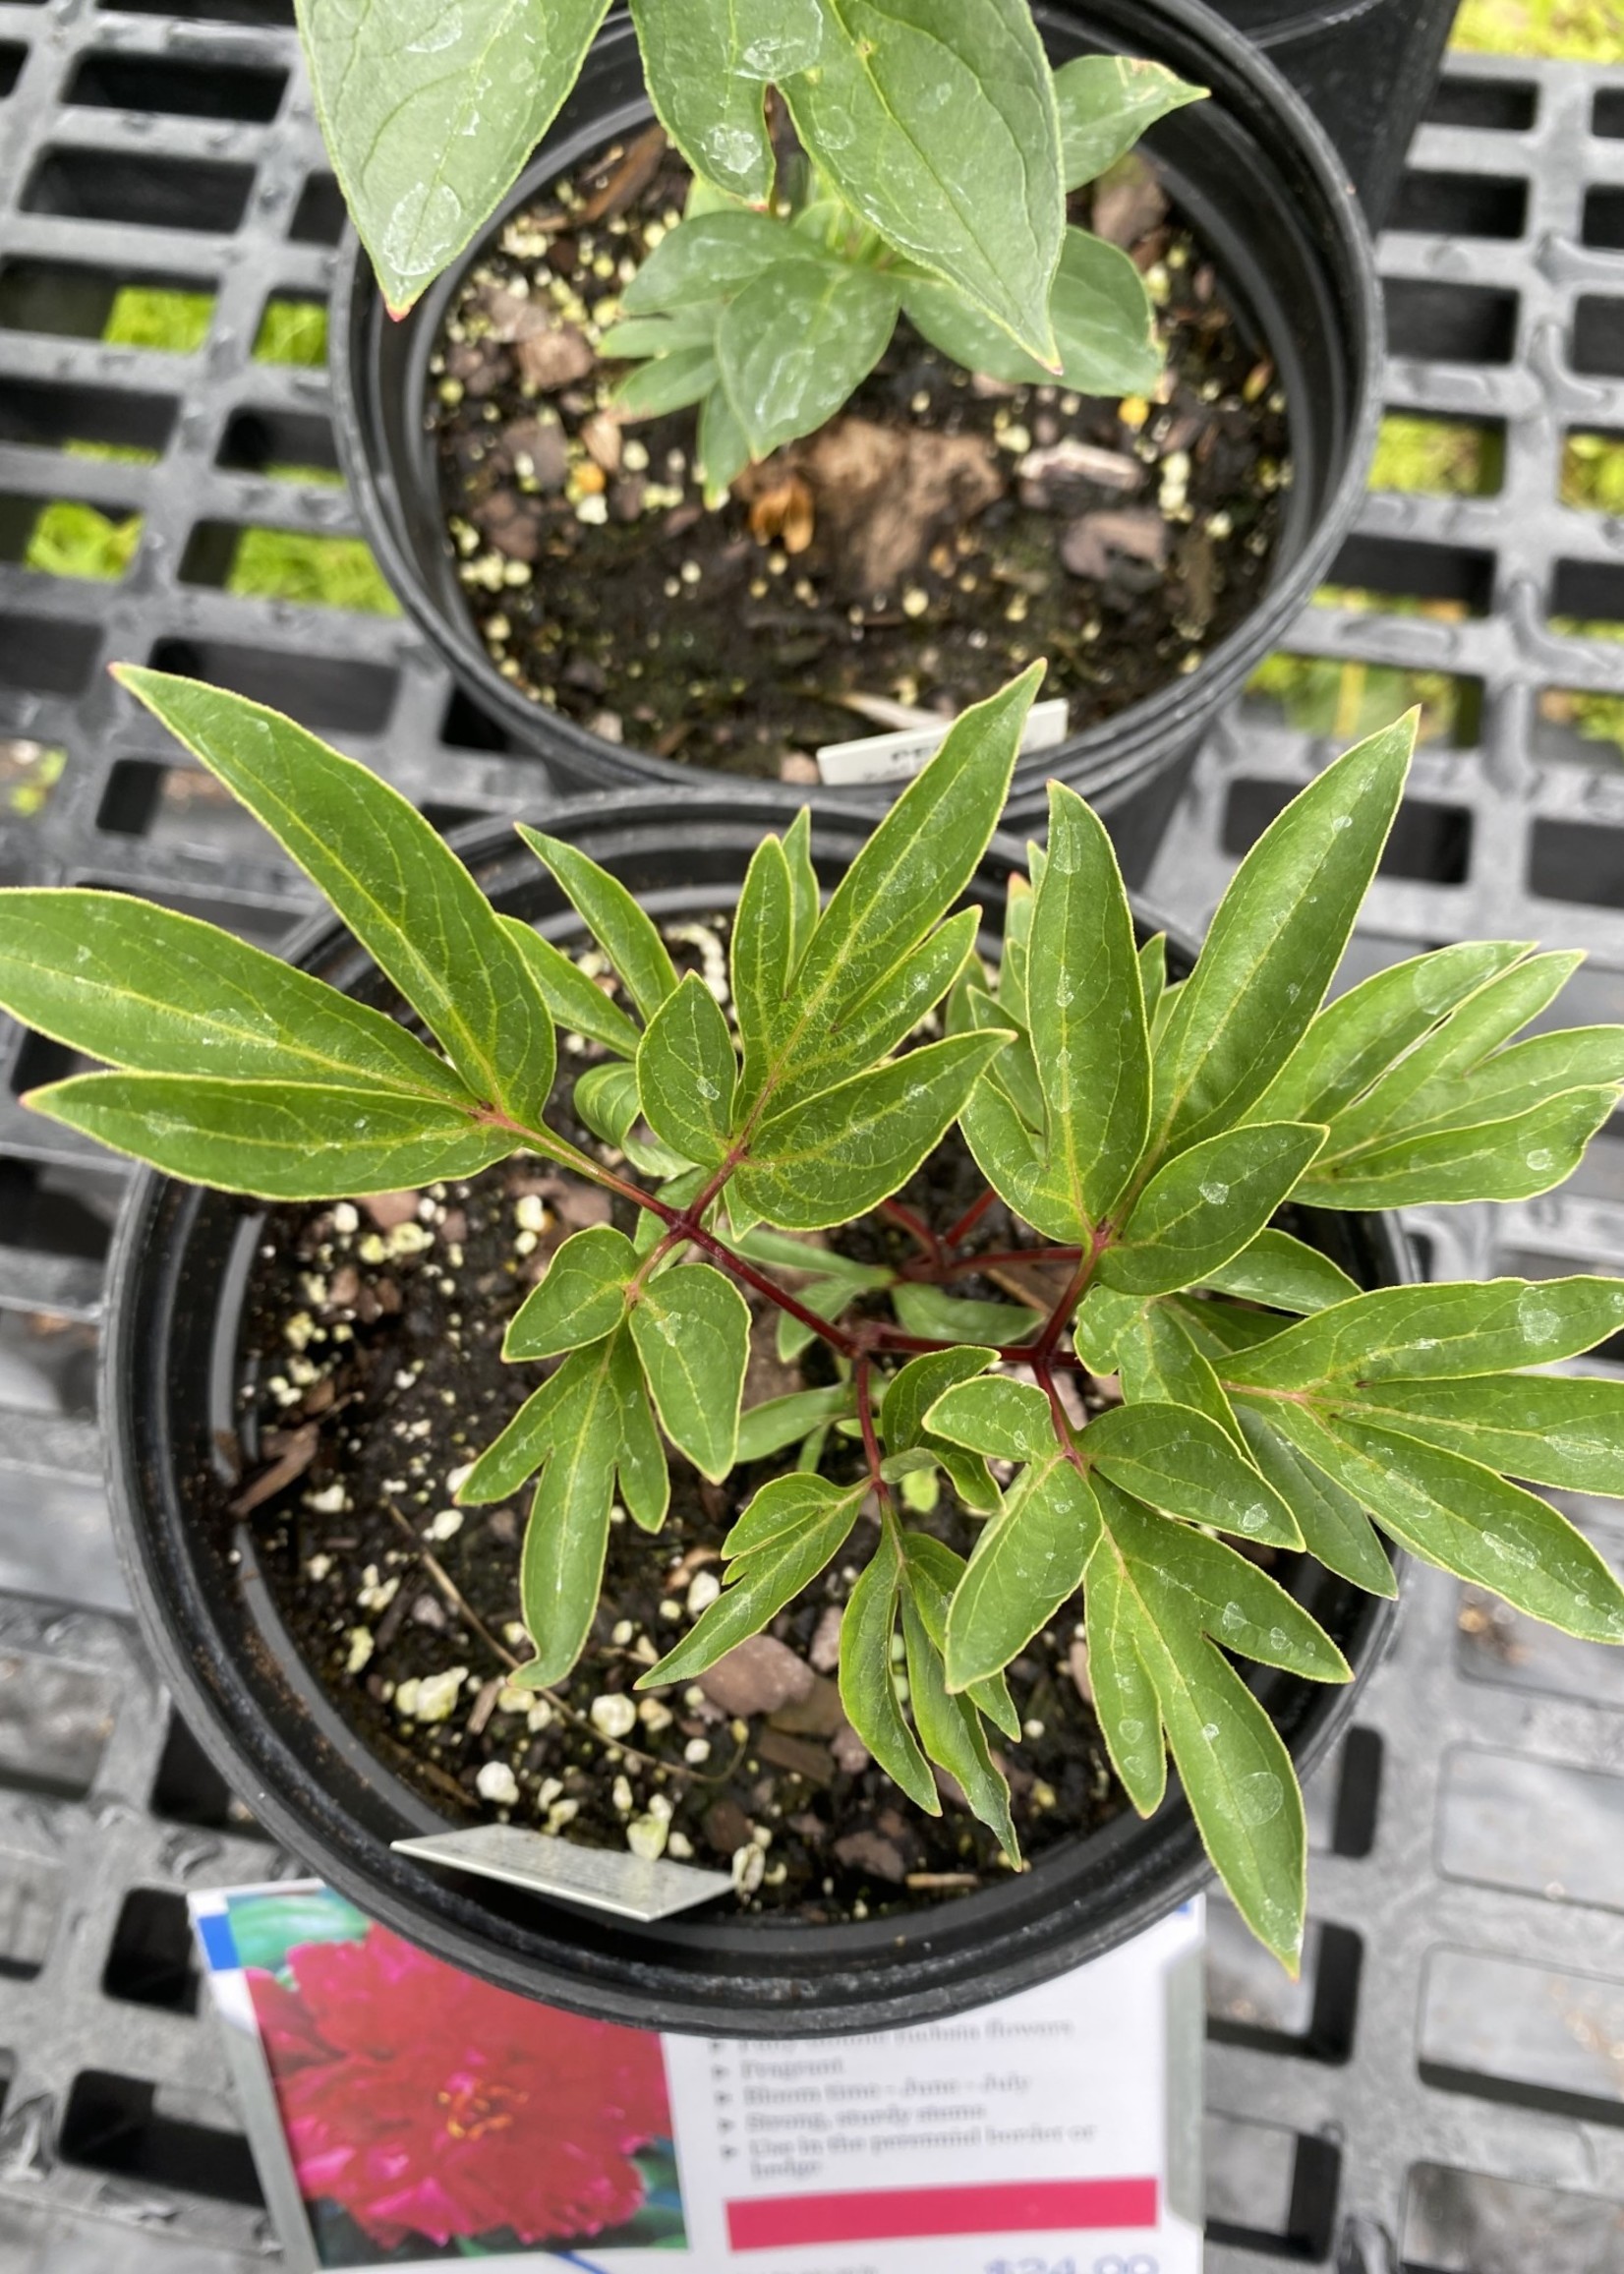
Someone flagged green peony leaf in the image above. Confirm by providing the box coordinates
[115,670,556,1126]
[770,908,981,1118]
[640,1475,866,1685]
[737,1384,855,1463]
[890,1282,1039,1348]
[1257,1404,1624,1643]
[501,918,642,1059]
[902,1589,1017,1858]
[1113,1300,1246,1447]
[926,1373,1052,1462]
[1082,1538,1166,1815]
[1249,940,1533,1127]
[783,0,1064,367]
[1085,1400,1303,1549]
[1023,781,1150,1231]
[613,346,722,421]
[944,1447,1100,1689]
[0,889,472,1102]
[1222,1276,1624,1390]
[630,1261,750,1482]
[515,1333,622,1687]
[719,259,900,460]
[901,226,1159,397]
[1233,1403,1395,1597]
[1298,1085,1620,1209]
[1151,716,1413,1158]
[1101,1122,1328,1297]
[731,835,795,1095]
[638,971,738,1169]
[504,1224,638,1361]
[901,1531,1019,1739]
[630,0,824,205]
[1344,1370,1624,1495]
[839,1523,940,1813]
[295,0,610,315]
[516,827,679,1023]
[1052,54,1206,188]
[1199,1228,1361,1313]
[621,209,800,313]
[29,1073,507,1198]
[735,1032,1011,1231]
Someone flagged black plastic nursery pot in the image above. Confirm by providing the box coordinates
[332,0,1383,883]
[106,794,1405,2037]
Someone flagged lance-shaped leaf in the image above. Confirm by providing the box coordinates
[783,0,1063,368]
[1022,781,1150,1232]
[731,835,794,1094]
[737,1384,854,1464]
[719,260,900,461]
[944,1447,1100,1689]
[516,827,678,1023]
[1151,717,1412,1157]
[1170,1295,1284,1360]
[1085,1400,1302,1548]
[629,1262,749,1482]
[501,918,641,1058]
[29,1073,508,1198]
[904,226,1159,397]
[770,907,980,1117]
[1222,1276,1624,1391]
[115,671,556,1124]
[609,1328,669,1533]
[576,1061,690,1179]
[1073,1281,1149,1373]
[295,0,610,315]
[1101,1122,1327,1297]
[1200,1229,1360,1314]
[764,666,1039,1095]
[630,0,823,206]
[783,806,820,975]
[1137,933,1167,1027]
[639,1475,866,1686]
[1298,1084,1619,1209]
[637,972,737,1169]
[456,1361,584,1508]
[734,1031,1010,1231]
[878,1345,999,1513]
[1131,1591,1308,1971]
[1315,950,1584,1157]
[901,1591,1018,1859]
[698,382,753,505]
[902,1532,1019,1740]
[614,346,722,421]
[599,304,724,358]
[926,1373,1051,1463]
[1248,941,1533,1127]
[839,1522,940,1813]
[960,1072,1087,1246]
[1053,54,1206,188]
[1082,1539,1166,1815]
[504,1225,637,1361]
[514,1335,622,1688]
[1260,1405,1624,1643]
[0,890,471,1102]
[891,1283,1039,1349]
[1114,1302,1245,1448]
[1233,1402,1396,1597]
[1094,1477,1348,1681]
[962,978,1045,1131]
[1342,1370,1624,1495]
[621,209,800,315]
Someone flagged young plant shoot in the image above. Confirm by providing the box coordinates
[299,0,1201,491]
[4,664,1623,1969]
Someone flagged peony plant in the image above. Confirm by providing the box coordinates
[4,662,1624,1970]
[300,0,1191,386]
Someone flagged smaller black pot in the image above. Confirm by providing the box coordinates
[106,794,1406,2037]
[332,0,1382,887]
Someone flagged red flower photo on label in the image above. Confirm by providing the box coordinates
[236,1896,680,2263]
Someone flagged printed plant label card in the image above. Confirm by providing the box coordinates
[192,1883,1201,2272]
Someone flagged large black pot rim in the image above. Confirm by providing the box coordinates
[330,0,1382,829]
[105,791,1407,2037]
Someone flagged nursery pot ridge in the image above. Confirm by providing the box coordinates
[106,793,1405,2036]
[331,0,1382,884]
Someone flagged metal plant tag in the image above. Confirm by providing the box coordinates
[391,1824,734,1921]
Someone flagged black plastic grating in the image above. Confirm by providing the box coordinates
[0,11,1621,2267]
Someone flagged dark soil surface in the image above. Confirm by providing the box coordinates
[429,130,1291,779]
[224,914,1126,1925]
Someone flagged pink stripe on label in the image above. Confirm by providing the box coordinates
[725,2176,1160,2249]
